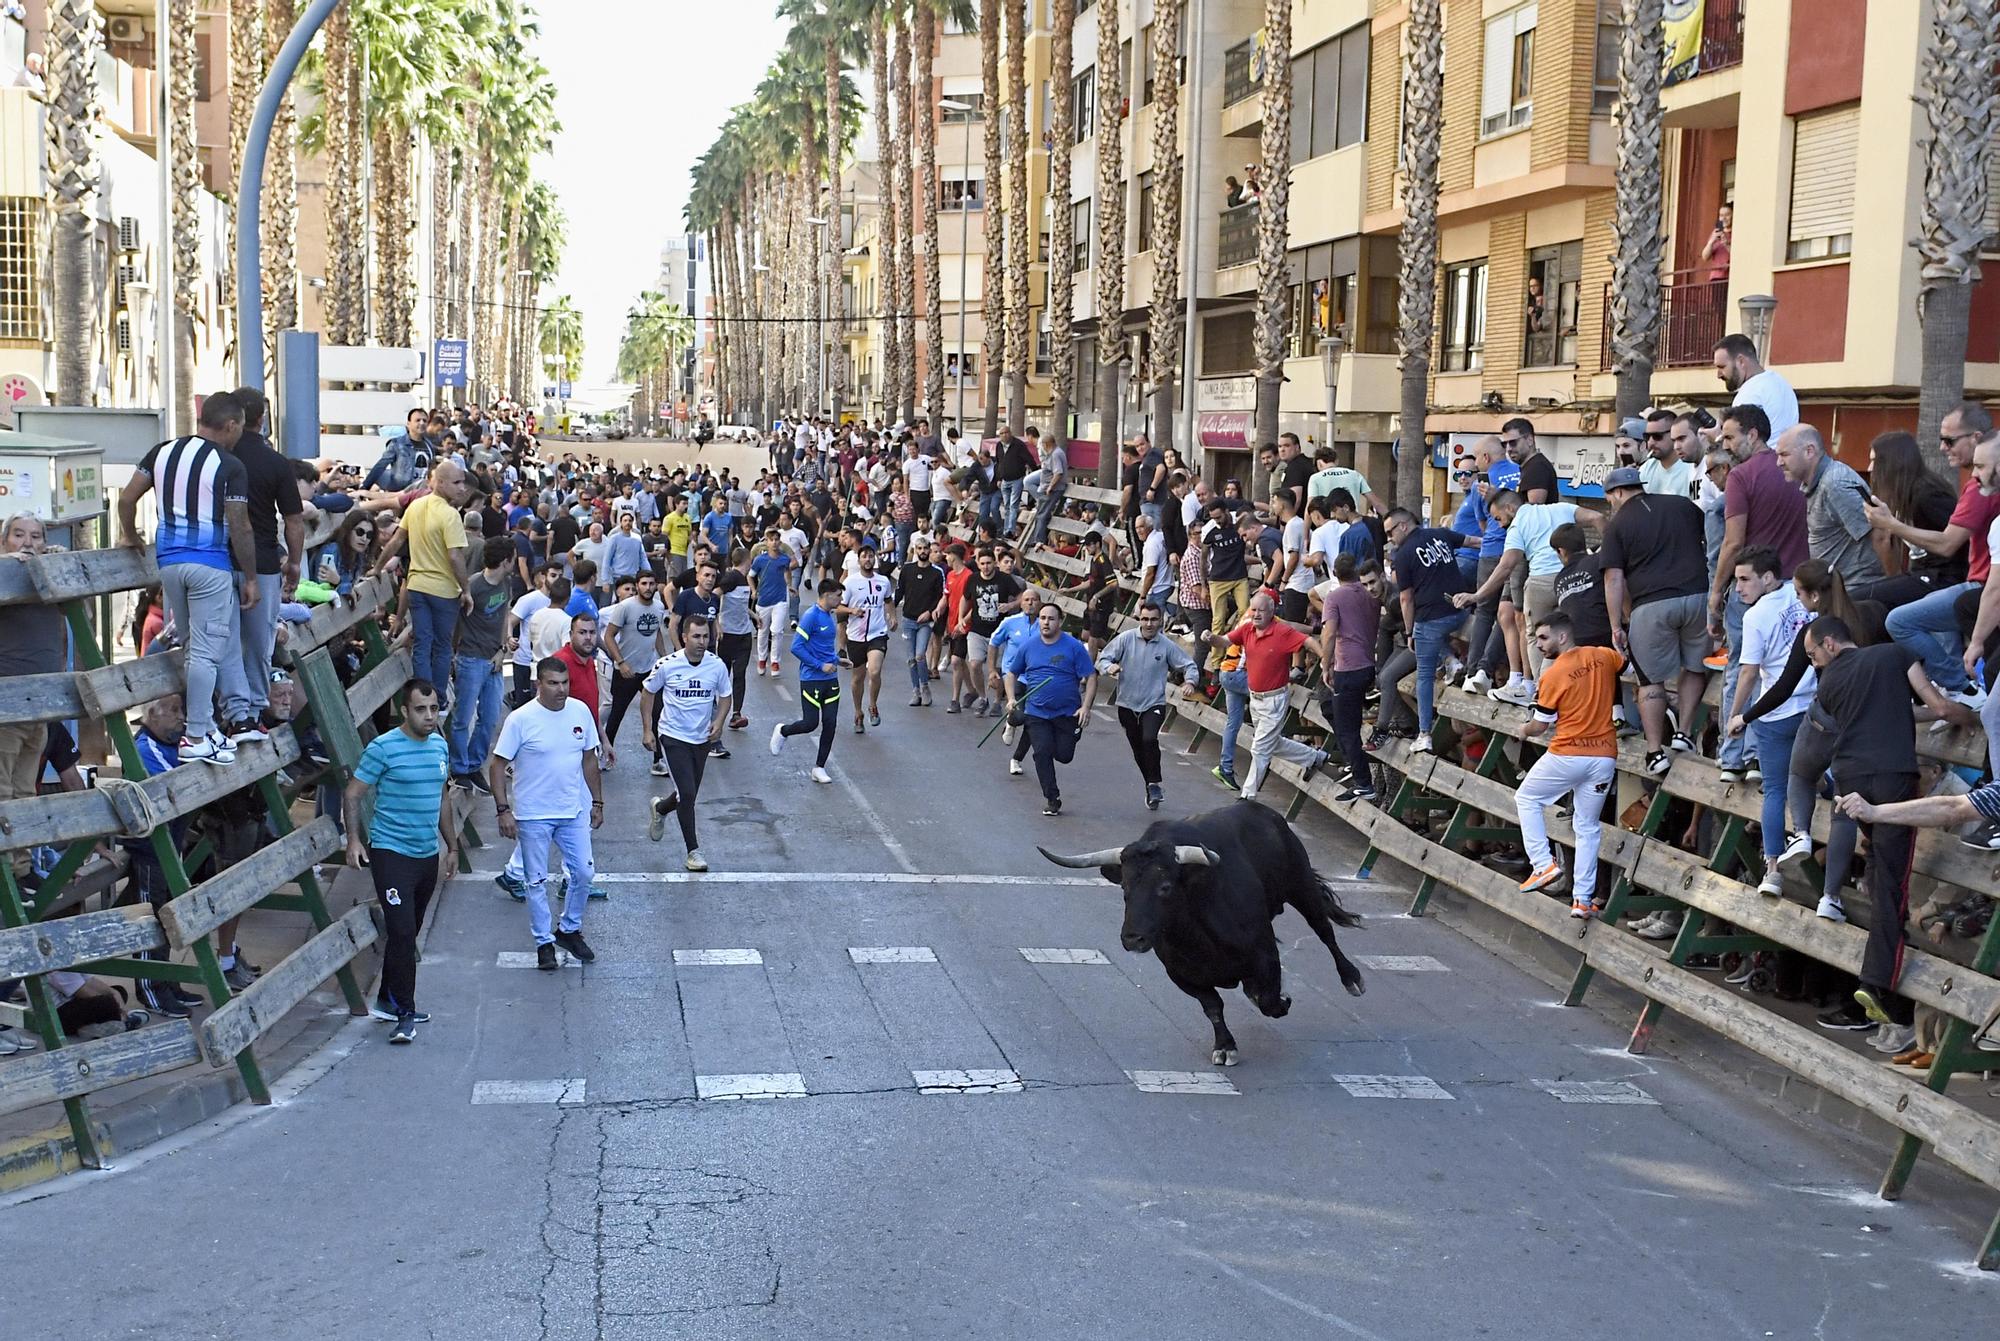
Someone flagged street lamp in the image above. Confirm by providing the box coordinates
[1319,326,1347,454]
[1737,293,1778,364]
[940,98,975,435]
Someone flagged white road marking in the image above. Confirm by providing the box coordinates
[464,870,1106,887]
[833,767,919,874]
[673,949,764,966]
[495,950,581,969]
[695,1072,808,1100]
[1353,954,1451,972]
[1534,1080,1660,1105]
[848,946,938,963]
[1127,1070,1240,1096]
[913,1068,1023,1094]
[471,1079,587,1105]
[1020,947,1111,965]
[1331,1074,1454,1100]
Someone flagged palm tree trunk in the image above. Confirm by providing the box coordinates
[1094,0,1127,482]
[1003,0,1029,429]
[1915,0,1999,467]
[1148,1,1186,456]
[1047,0,1076,446]
[225,0,263,311]
[475,177,501,397]
[1610,0,1665,419]
[979,0,1004,437]
[261,0,300,344]
[47,0,104,407]
[873,15,903,426]
[429,139,451,373]
[170,0,200,428]
[1250,0,1293,501]
[897,19,919,427]
[1394,0,1444,512]
[324,5,363,346]
[826,33,845,425]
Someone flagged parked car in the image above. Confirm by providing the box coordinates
[574,422,607,443]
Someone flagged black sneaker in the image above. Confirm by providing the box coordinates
[1336,782,1378,803]
[1644,749,1671,777]
[537,942,558,971]
[1962,819,2000,850]
[390,1016,417,1045]
[553,929,596,963]
[709,744,731,759]
[226,719,271,745]
[1816,1001,1875,1031]
[138,980,191,1018]
[1145,783,1163,810]
[1042,796,1062,817]
[1300,751,1327,786]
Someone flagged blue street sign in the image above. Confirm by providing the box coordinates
[558,380,573,399]
[434,338,468,388]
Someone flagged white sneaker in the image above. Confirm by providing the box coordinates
[648,800,668,843]
[1949,684,1988,711]
[1410,733,1434,754]
[810,766,833,784]
[1775,830,1813,870]
[769,723,785,756]
[1463,668,1493,696]
[1815,893,1846,922]
[1489,677,1537,707]
[1001,724,1015,745]
[1008,758,1023,776]
[1870,1023,1917,1054]
[685,849,708,872]
[1440,655,1464,681]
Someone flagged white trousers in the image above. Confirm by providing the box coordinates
[1240,688,1320,800]
[1515,752,1617,892]
[755,601,790,665]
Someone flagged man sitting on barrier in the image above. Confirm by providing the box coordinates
[1514,614,1623,918]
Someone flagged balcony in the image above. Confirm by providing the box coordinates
[1667,0,1744,85]
[1597,268,1729,372]
[1223,40,1257,108]
[1217,203,1258,269]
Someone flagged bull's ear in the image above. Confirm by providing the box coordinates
[1099,864,1123,885]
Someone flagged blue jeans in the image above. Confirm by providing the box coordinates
[903,617,934,689]
[1030,484,1067,547]
[407,590,461,697]
[1217,666,1250,775]
[236,572,282,717]
[1884,580,1978,693]
[1748,712,1802,857]
[1716,590,1748,768]
[894,520,914,565]
[1413,610,1469,733]
[978,490,1001,532]
[1001,478,1025,532]
[448,654,505,775]
[517,814,592,945]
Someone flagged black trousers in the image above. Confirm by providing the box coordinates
[657,736,710,851]
[1025,715,1081,802]
[1326,666,1375,781]
[1118,705,1167,785]
[720,631,753,716]
[605,670,645,745]
[781,681,841,767]
[370,846,439,1016]
[1849,771,1918,1021]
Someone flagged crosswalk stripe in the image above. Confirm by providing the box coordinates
[1353,955,1451,972]
[495,951,581,969]
[1126,1070,1239,1096]
[1331,1074,1454,1100]
[695,1073,807,1100]
[848,946,938,963]
[1534,1080,1659,1105]
[471,1079,586,1105]
[673,949,763,965]
[1019,947,1111,965]
[913,1068,1023,1094]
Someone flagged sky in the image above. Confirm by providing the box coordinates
[533,3,791,385]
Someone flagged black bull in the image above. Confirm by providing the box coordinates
[1041,802,1365,1066]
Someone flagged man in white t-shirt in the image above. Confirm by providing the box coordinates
[839,541,895,731]
[1723,544,1814,897]
[526,579,578,663]
[1714,332,1799,439]
[1304,495,1347,586]
[1272,490,1317,623]
[505,562,555,702]
[640,621,733,871]
[600,573,669,755]
[490,657,603,971]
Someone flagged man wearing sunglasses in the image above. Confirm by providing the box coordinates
[1639,408,1692,498]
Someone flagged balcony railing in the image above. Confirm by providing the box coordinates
[1217,203,1258,269]
[1223,40,1257,107]
[1667,0,1745,85]
[1598,268,1729,371]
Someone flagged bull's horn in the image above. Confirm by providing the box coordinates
[1173,845,1219,867]
[1038,846,1125,869]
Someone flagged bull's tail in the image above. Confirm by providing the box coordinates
[1314,872,1363,929]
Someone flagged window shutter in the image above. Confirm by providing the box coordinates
[1788,103,1860,249]
[1983,135,1999,247]
[1481,15,1513,126]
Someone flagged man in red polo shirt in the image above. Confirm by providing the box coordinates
[555,611,607,765]
[1199,590,1328,801]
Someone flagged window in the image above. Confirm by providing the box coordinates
[1984,146,2000,250]
[1481,3,1536,138]
[1522,240,1581,367]
[940,172,986,212]
[1440,259,1488,372]
[1291,25,1370,162]
[1035,317,1052,377]
[1072,67,1096,143]
[1074,335,1098,412]
[0,197,43,340]
[1136,171,1154,250]
[944,351,979,383]
[1201,312,1257,375]
[1072,198,1092,273]
[1787,103,1859,262]
[1141,18,1185,105]
[1592,0,1619,116]
[942,94,985,123]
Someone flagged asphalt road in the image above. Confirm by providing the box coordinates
[5,661,1997,1339]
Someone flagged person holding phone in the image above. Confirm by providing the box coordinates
[1703,203,1732,284]
[1775,424,1883,592]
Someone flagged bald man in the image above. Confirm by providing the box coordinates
[377,460,477,699]
[1774,423,1883,592]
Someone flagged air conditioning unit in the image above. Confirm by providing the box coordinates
[115,263,135,306]
[115,316,132,353]
[117,216,140,252]
[107,16,147,43]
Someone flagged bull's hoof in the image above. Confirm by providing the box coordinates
[1343,978,1367,998]
[1210,1048,1239,1067]
[1260,994,1291,1018]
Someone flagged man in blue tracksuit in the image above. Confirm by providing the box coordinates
[770,579,843,783]
[1002,604,1098,817]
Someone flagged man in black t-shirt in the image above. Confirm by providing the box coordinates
[1386,508,1472,751]
[671,561,722,649]
[1276,433,1315,512]
[895,536,946,705]
[1502,417,1558,504]
[549,508,582,566]
[1549,523,1612,648]
[229,387,305,729]
[1599,467,1709,772]
[956,550,1023,716]
[1203,500,1252,666]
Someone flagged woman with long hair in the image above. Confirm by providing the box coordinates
[316,509,384,595]
[1862,430,1961,607]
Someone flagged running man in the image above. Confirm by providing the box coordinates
[957,547,1023,717]
[640,620,733,871]
[989,586,1043,776]
[770,578,844,783]
[1002,603,1099,817]
[750,528,795,676]
[1096,601,1199,810]
[600,571,668,759]
[490,658,604,971]
[1198,591,1329,802]
[1513,614,1623,918]
[839,540,894,731]
[344,679,455,1043]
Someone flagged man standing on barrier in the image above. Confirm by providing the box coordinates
[1096,601,1198,811]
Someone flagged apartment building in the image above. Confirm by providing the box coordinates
[657,232,707,411]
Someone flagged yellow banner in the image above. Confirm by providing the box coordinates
[1662,0,1705,84]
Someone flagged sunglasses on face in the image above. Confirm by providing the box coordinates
[1500,437,1521,447]
[1644,430,1668,440]
[353,527,374,537]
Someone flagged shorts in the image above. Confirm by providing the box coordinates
[1085,604,1114,640]
[1278,589,1310,623]
[948,633,968,659]
[968,631,992,663]
[1503,562,1527,608]
[856,635,889,660]
[1628,591,1711,683]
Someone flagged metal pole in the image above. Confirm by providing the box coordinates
[1178,0,1206,470]
[955,116,972,433]
[235,0,344,394]
[154,5,173,421]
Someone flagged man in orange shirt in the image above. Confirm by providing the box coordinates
[1514,613,1623,917]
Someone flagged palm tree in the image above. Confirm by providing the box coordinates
[46,0,104,406]
[1250,0,1292,499]
[1394,0,1444,512]
[872,10,903,424]
[914,2,944,428]
[315,2,365,345]
[263,0,302,341]
[1093,0,1126,478]
[1608,0,1665,420]
[1147,0,1185,453]
[979,0,1004,435]
[1045,0,1076,445]
[539,295,584,383]
[1915,0,2000,467]
[170,0,200,427]
[893,18,919,425]
[1002,0,1029,428]
[226,0,263,309]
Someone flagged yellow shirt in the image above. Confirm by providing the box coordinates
[403,493,468,599]
[663,510,693,556]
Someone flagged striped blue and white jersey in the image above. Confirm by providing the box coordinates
[137,434,249,571]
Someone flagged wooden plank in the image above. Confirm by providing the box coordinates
[72,651,186,723]
[347,649,413,720]
[0,669,101,727]
[0,1020,202,1118]
[157,817,343,949]
[1064,484,1123,508]
[0,547,157,608]
[0,730,301,853]
[197,905,377,1066]
[0,904,163,978]
[294,649,366,771]
[277,572,395,665]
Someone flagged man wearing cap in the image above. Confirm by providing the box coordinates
[1613,418,1646,468]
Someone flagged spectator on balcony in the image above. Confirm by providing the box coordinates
[1774,423,1883,593]
[1872,416,1998,706]
[1702,203,1733,284]
[1859,429,1964,609]
[1525,276,1548,336]
[1241,164,1261,204]
[1224,175,1245,208]
[1640,409,1692,498]
[1712,333,1799,439]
